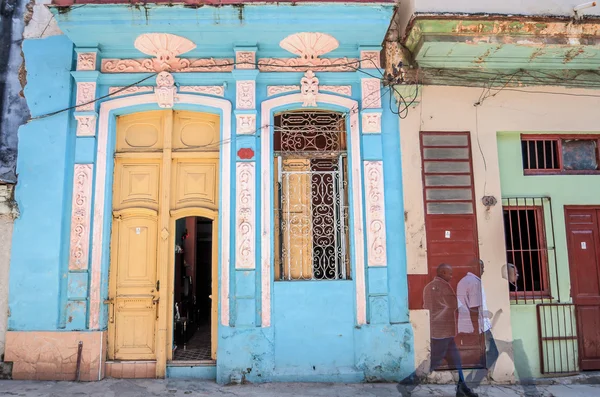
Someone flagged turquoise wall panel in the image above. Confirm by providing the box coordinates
[9,35,75,330]
[272,281,355,370]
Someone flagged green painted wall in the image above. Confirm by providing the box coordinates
[497,131,600,378]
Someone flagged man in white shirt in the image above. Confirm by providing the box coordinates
[456,259,498,373]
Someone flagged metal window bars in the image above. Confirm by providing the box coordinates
[274,111,350,281]
[502,197,560,304]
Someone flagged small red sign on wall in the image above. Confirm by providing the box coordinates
[237,148,255,160]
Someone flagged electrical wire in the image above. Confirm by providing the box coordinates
[29,56,389,122]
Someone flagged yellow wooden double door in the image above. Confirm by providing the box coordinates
[107,110,220,374]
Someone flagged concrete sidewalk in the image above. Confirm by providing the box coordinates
[0,379,599,397]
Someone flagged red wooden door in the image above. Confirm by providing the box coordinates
[419,132,485,369]
[565,207,600,370]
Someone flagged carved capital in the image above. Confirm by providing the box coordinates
[76,52,97,71]
[236,51,256,69]
[236,113,256,135]
[362,112,382,134]
[360,50,381,69]
[75,115,97,137]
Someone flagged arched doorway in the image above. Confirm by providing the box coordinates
[107,110,220,374]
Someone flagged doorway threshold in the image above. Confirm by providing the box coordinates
[168,360,216,367]
[167,360,216,379]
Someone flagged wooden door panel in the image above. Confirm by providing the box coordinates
[172,111,220,151]
[110,213,158,360]
[419,132,484,369]
[565,207,600,371]
[113,160,161,211]
[116,111,165,152]
[171,160,218,210]
[281,159,312,279]
[116,216,158,294]
[578,305,600,370]
[114,297,157,360]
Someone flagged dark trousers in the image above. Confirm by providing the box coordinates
[430,337,465,382]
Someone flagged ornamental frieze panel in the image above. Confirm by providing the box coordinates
[101,58,234,73]
[69,164,94,271]
[236,162,256,269]
[108,86,154,97]
[364,161,387,267]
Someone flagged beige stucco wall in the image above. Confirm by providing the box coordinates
[401,84,600,382]
[0,184,17,359]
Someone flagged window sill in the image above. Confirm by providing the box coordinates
[524,170,600,176]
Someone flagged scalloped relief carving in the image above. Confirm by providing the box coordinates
[280,32,339,59]
[134,33,196,71]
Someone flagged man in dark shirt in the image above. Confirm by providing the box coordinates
[423,263,478,397]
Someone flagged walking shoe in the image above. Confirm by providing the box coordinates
[456,381,479,397]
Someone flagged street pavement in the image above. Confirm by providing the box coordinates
[0,380,599,397]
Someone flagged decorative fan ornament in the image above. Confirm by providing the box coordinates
[134,33,196,71]
[280,32,339,60]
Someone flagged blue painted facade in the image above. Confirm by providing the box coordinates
[7,4,413,383]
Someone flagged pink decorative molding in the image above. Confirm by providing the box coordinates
[236,114,256,135]
[236,163,255,269]
[108,86,154,97]
[280,32,339,58]
[320,85,352,96]
[362,112,382,134]
[101,58,234,73]
[258,33,358,72]
[179,86,225,97]
[364,161,387,267]
[76,52,97,71]
[236,81,255,110]
[267,85,300,97]
[155,72,177,109]
[301,70,319,107]
[236,51,256,69]
[361,78,382,109]
[76,82,96,111]
[258,57,358,72]
[69,164,94,270]
[75,115,97,137]
[360,50,381,69]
